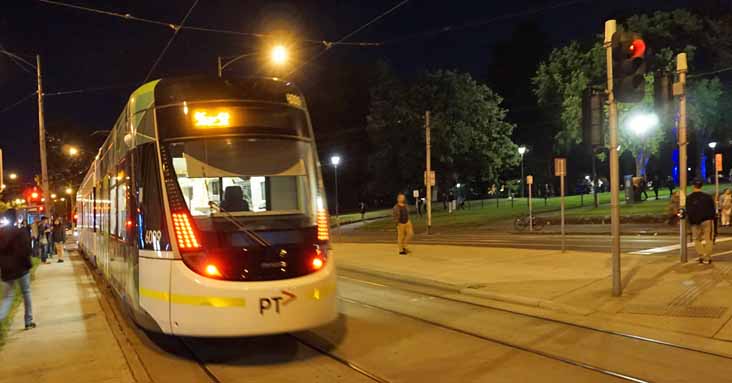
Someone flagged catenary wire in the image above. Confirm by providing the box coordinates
[36,0,380,47]
[288,0,410,76]
[143,0,199,83]
[0,91,38,114]
[380,0,592,45]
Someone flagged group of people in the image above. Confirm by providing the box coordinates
[0,212,68,331]
[29,216,67,264]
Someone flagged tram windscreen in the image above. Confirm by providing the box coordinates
[168,138,318,220]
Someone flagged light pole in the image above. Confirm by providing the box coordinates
[217,44,289,77]
[709,141,719,209]
[330,155,341,230]
[518,146,527,200]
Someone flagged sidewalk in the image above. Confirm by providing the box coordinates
[335,242,732,355]
[0,245,138,383]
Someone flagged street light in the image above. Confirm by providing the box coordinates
[8,173,17,180]
[330,155,341,226]
[627,112,659,137]
[218,44,290,77]
[65,187,73,195]
[518,146,528,199]
[67,146,79,156]
[709,142,718,150]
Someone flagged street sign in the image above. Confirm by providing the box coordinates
[526,175,533,185]
[413,190,419,198]
[716,153,723,172]
[554,158,566,176]
[423,170,436,186]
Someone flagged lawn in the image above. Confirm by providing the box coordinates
[355,183,728,232]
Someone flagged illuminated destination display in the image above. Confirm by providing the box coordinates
[193,110,232,128]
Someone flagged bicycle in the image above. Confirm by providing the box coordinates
[513,214,545,231]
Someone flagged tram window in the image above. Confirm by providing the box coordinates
[168,138,317,218]
[110,177,118,236]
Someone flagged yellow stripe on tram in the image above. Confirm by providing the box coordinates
[139,288,246,308]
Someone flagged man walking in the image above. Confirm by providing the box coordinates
[392,193,413,255]
[687,179,717,264]
[52,218,66,263]
[0,209,36,330]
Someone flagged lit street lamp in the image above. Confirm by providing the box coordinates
[218,44,290,77]
[518,146,528,199]
[628,112,659,137]
[65,187,73,195]
[67,146,79,156]
[8,173,17,180]
[330,155,341,227]
[709,142,718,150]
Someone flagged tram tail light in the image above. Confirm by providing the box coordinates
[310,246,326,271]
[311,257,324,271]
[205,264,222,277]
[316,197,330,242]
[172,212,201,250]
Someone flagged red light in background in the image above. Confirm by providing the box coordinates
[629,39,646,59]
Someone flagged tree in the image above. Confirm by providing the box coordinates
[687,77,724,176]
[366,69,518,197]
[533,9,729,178]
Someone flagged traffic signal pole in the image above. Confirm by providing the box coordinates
[36,54,50,217]
[676,53,689,263]
[425,111,432,234]
[605,20,622,296]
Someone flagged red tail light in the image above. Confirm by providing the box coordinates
[205,264,222,277]
[311,257,324,270]
[172,212,201,250]
[310,246,326,271]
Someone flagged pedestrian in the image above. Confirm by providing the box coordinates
[652,176,660,200]
[0,209,36,330]
[687,179,717,264]
[666,176,675,197]
[392,193,413,255]
[721,189,732,227]
[52,218,66,263]
[415,197,422,217]
[30,219,39,258]
[359,201,366,221]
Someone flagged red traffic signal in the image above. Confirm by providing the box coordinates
[629,39,646,59]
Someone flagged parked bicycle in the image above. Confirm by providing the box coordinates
[513,214,545,231]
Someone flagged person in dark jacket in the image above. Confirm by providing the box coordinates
[0,209,36,330]
[52,218,66,263]
[687,179,717,264]
[392,193,413,255]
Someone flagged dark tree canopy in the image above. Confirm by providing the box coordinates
[366,68,518,198]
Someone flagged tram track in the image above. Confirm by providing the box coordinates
[335,295,648,383]
[337,272,732,362]
[337,272,732,382]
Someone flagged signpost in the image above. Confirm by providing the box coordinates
[527,175,534,232]
[424,111,434,234]
[554,158,566,252]
[716,153,722,210]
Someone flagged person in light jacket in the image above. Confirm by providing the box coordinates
[392,193,413,255]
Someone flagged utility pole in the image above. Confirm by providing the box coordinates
[605,20,622,296]
[0,148,4,194]
[36,55,50,216]
[675,52,689,263]
[425,111,432,234]
[217,56,222,77]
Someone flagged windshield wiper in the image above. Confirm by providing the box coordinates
[208,201,271,248]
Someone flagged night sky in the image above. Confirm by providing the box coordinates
[0,0,700,193]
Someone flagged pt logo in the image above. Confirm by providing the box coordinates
[259,290,296,315]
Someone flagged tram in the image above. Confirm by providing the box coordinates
[76,76,337,336]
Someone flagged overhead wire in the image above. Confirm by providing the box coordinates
[0,91,38,114]
[380,0,591,45]
[288,0,410,76]
[43,82,140,97]
[0,48,36,73]
[36,0,381,47]
[143,0,199,83]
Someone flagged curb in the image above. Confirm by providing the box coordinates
[338,264,593,316]
[459,288,593,316]
[337,264,472,292]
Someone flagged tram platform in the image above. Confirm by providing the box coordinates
[0,243,138,383]
[335,242,732,357]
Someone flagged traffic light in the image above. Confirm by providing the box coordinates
[612,31,647,103]
[582,87,606,151]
